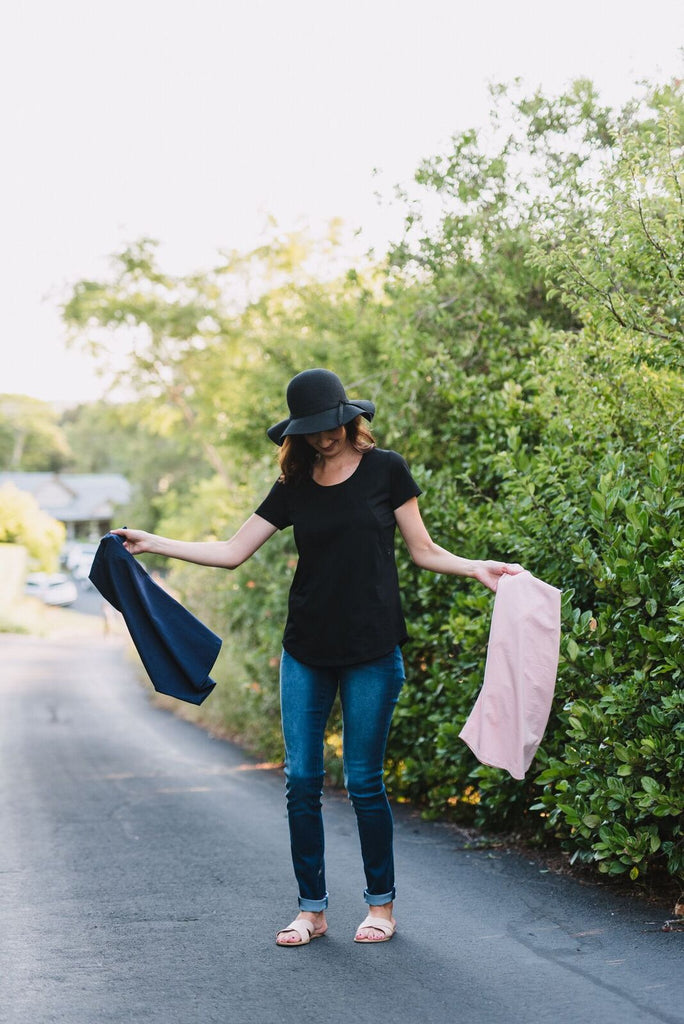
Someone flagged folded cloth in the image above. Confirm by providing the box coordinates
[459,570,561,780]
[89,533,221,705]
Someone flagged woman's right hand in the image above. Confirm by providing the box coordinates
[111,528,155,556]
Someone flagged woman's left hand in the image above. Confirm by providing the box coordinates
[474,560,525,593]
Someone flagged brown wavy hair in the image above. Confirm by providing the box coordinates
[278,416,376,484]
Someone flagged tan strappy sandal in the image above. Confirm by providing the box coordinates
[354,914,396,943]
[275,918,326,946]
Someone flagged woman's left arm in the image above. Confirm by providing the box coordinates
[394,497,523,593]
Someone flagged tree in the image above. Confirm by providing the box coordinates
[61,399,214,535]
[0,395,71,471]
[62,238,244,486]
[529,81,684,370]
[62,226,370,487]
[0,483,64,570]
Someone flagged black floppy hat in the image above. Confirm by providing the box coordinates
[267,368,375,446]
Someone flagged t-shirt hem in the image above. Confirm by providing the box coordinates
[282,634,408,668]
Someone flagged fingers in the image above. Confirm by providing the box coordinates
[112,528,142,542]
[476,560,525,592]
[110,527,145,554]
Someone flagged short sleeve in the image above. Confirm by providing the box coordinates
[255,479,292,530]
[388,451,422,509]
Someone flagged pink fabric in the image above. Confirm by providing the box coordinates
[459,570,561,780]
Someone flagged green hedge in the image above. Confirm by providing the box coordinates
[140,78,682,885]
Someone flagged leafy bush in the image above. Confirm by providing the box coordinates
[378,78,684,882]
[0,483,65,571]
[62,76,684,885]
[531,449,683,880]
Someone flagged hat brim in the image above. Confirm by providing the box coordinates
[267,401,375,446]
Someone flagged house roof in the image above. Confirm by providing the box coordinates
[0,472,131,523]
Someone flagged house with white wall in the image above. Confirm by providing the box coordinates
[0,472,131,541]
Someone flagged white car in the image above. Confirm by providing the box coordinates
[66,544,99,577]
[72,547,99,581]
[25,573,79,607]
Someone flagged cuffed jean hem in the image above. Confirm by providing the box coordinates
[298,893,329,912]
[364,886,396,906]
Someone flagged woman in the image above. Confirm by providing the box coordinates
[114,368,522,947]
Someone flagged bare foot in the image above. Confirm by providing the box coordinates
[276,910,328,945]
[355,901,396,942]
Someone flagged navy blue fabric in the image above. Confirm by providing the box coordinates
[89,533,221,705]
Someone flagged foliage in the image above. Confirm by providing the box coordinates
[376,78,683,882]
[61,399,214,537]
[529,450,684,880]
[149,268,389,756]
[529,81,684,371]
[0,483,65,570]
[62,238,240,487]
[60,76,684,885]
[0,394,71,471]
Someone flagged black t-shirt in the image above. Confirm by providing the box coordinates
[255,448,422,667]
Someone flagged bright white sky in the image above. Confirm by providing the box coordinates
[0,0,681,403]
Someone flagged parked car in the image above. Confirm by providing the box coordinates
[70,546,100,581]
[64,543,99,573]
[25,573,79,607]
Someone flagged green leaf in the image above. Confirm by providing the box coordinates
[566,638,580,662]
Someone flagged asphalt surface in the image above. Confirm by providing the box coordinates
[69,577,105,617]
[0,633,681,1024]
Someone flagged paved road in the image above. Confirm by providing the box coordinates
[69,577,105,617]
[0,634,681,1024]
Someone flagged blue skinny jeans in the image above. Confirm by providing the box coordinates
[280,646,405,912]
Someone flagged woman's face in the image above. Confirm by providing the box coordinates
[304,425,347,457]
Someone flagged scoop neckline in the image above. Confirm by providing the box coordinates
[310,450,367,488]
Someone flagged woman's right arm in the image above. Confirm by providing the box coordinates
[111,514,278,570]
